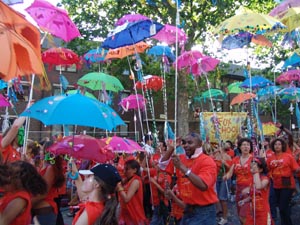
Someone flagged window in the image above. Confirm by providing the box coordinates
[55,64,77,73]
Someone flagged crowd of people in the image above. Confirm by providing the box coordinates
[1,117,300,225]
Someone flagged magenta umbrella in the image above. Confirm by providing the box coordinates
[115,13,150,26]
[118,94,146,111]
[191,56,220,76]
[269,0,300,17]
[0,94,11,107]
[25,0,80,42]
[152,24,188,46]
[276,69,300,84]
[174,50,203,70]
[102,136,144,153]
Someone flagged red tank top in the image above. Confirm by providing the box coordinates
[72,201,104,225]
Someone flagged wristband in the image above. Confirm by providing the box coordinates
[185,169,192,177]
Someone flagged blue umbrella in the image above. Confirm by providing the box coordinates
[84,48,108,63]
[257,85,281,101]
[147,45,175,61]
[222,32,252,50]
[283,52,300,69]
[101,20,164,49]
[281,30,300,48]
[20,93,125,131]
[0,80,7,90]
[278,87,300,101]
[240,76,273,89]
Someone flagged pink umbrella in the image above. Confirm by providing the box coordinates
[25,0,80,42]
[119,94,146,111]
[276,69,300,84]
[174,50,203,70]
[48,135,114,163]
[0,94,11,107]
[152,24,188,46]
[102,136,144,153]
[115,13,150,26]
[191,56,220,76]
[269,0,300,17]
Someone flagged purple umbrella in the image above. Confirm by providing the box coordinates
[276,70,300,84]
[269,0,300,17]
[191,56,220,76]
[152,24,187,46]
[115,13,150,26]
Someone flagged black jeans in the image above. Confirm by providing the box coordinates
[274,188,294,225]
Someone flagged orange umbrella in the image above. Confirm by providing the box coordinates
[230,92,256,105]
[251,35,272,47]
[0,1,44,81]
[105,41,149,60]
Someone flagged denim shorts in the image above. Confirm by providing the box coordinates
[216,178,231,201]
[180,203,216,225]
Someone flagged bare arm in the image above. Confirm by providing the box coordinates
[1,117,25,149]
[165,188,186,209]
[223,164,235,180]
[117,179,140,203]
[0,198,27,225]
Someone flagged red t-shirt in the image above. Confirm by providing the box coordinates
[226,148,235,159]
[165,153,218,206]
[0,137,20,163]
[231,155,253,186]
[170,184,184,220]
[72,201,104,225]
[265,149,274,159]
[267,152,299,189]
[0,191,31,225]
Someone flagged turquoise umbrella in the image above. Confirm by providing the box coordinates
[227,82,245,94]
[194,89,226,102]
[66,90,97,100]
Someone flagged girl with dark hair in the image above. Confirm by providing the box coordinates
[243,157,272,225]
[117,159,147,225]
[223,138,253,224]
[0,161,47,225]
[267,138,300,225]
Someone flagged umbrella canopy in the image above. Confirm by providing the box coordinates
[25,0,80,42]
[214,6,285,35]
[283,51,300,68]
[119,94,146,111]
[20,93,125,131]
[152,24,187,46]
[240,76,273,89]
[269,0,300,17]
[115,13,150,26]
[102,20,164,49]
[277,7,300,32]
[194,89,226,102]
[135,75,164,91]
[83,48,108,64]
[48,135,114,163]
[0,94,11,107]
[230,92,256,105]
[105,42,149,60]
[77,72,124,92]
[175,50,203,70]
[257,85,281,101]
[66,90,97,100]
[147,45,175,61]
[278,86,300,101]
[42,47,80,70]
[102,136,144,153]
[0,1,43,81]
[276,70,300,84]
[227,82,245,94]
[281,30,300,48]
[191,56,220,76]
[222,32,252,50]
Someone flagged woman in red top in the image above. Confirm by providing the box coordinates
[223,137,253,224]
[0,161,47,225]
[267,138,300,225]
[117,159,147,225]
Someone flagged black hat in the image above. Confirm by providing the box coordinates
[79,164,121,188]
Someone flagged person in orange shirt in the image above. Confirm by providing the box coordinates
[223,137,253,225]
[267,138,300,225]
[0,161,47,225]
[70,162,121,225]
[159,132,218,225]
[243,157,273,225]
[117,159,147,225]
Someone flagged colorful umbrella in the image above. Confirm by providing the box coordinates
[25,0,80,42]
[227,82,245,94]
[20,93,125,131]
[119,94,146,111]
[66,90,97,100]
[48,135,114,163]
[152,24,187,46]
[257,85,280,101]
[102,136,144,153]
[222,32,252,50]
[3,0,23,5]
[147,45,175,61]
[102,20,164,49]
[281,30,300,48]
[105,42,149,60]
[230,92,256,105]
[269,0,300,17]
[191,56,220,76]
[283,50,300,68]
[194,89,226,102]
[77,72,124,92]
[0,1,43,81]
[115,13,150,26]
[42,47,81,70]
[276,70,300,84]
[278,86,300,101]
[175,50,203,70]
[214,6,285,35]
[135,75,164,91]
[83,48,108,64]
[0,94,11,107]
[277,7,300,32]
[240,76,273,89]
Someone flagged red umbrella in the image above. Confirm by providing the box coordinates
[42,47,81,70]
[230,92,256,105]
[25,0,80,42]
[47,135,114,163]
[276,69,300,84]
[135,75,164,91]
